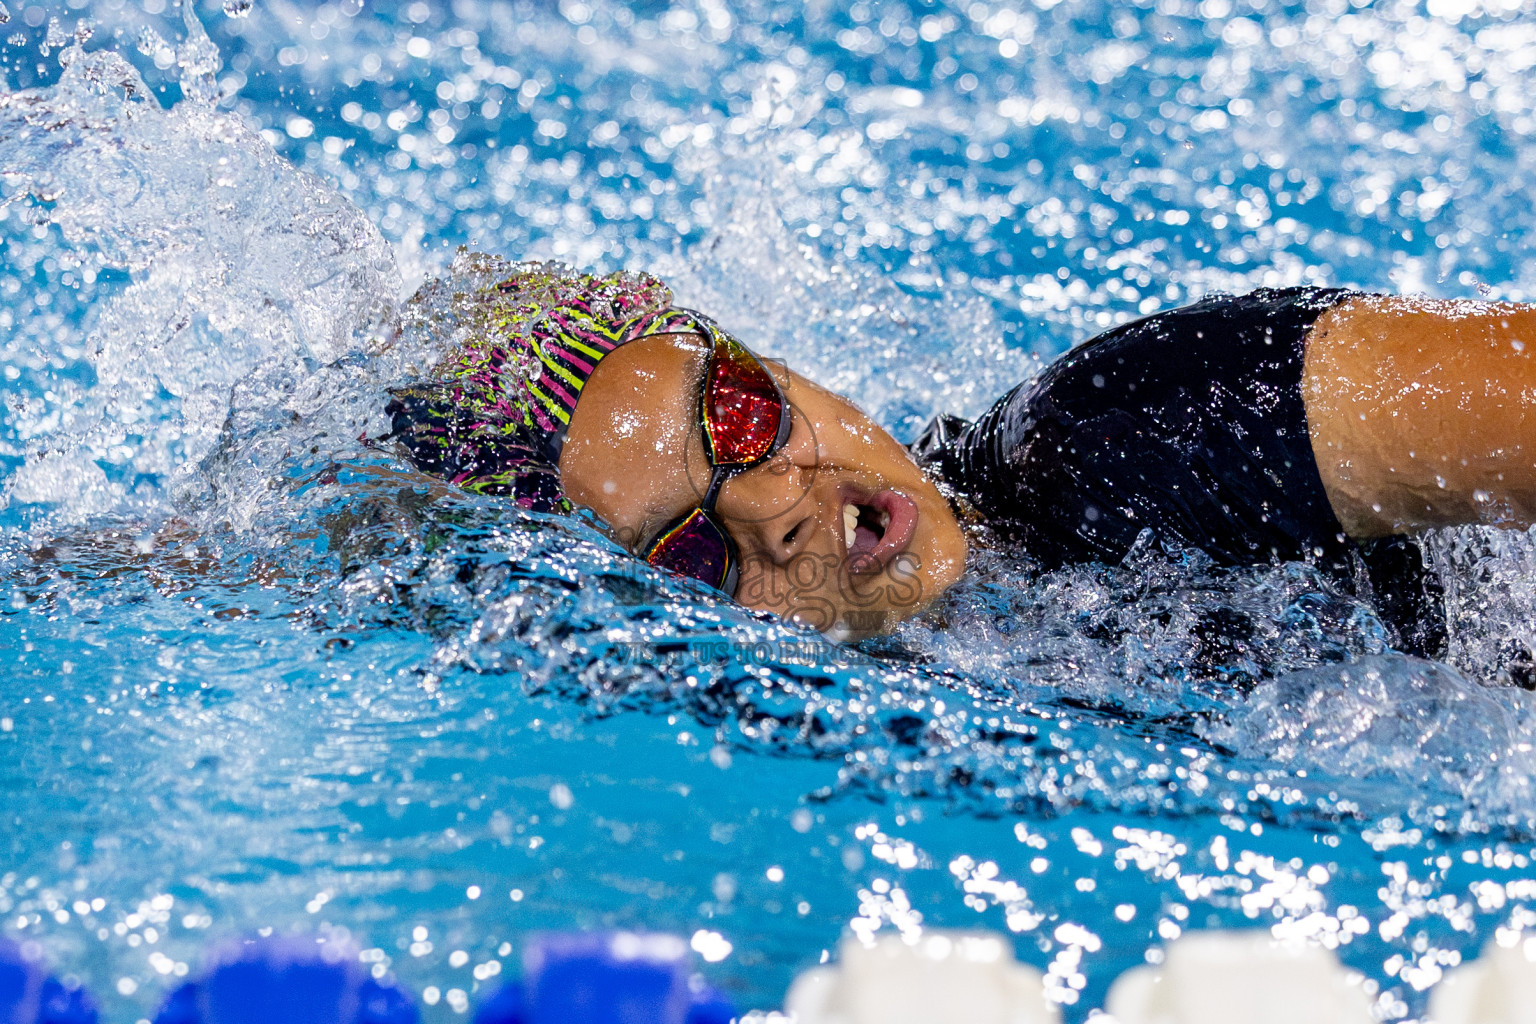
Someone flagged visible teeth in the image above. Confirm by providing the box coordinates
[843,504,858,549]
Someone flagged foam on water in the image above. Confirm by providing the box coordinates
[9,1,1536,1020]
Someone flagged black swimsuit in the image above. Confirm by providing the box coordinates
[910,287,1446,656]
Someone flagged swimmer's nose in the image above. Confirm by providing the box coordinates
[718,461,818,549]
[743,505,819,566]
[717,415,822,562]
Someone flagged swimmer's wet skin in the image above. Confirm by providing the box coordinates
[386,256,1536,649]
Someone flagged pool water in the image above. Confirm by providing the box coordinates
[6,0,1536,1019]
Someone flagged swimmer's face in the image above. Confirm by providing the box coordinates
[560,332,967,639]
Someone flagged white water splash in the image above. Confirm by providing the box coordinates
[1202,655,1536,820]
[0,9,400,522]
[1425,524,1536,686]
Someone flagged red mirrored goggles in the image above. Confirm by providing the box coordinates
[642,321,791,594]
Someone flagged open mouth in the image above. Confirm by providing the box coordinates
[842,502,887,554]
[840,488,918,571]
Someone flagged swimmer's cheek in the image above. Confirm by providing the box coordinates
[733,551,790,608]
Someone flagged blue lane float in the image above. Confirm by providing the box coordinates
[152,936,417,1024]
[474,932,735,1024]
[0,938,98,1024]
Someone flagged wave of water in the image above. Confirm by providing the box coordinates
[8,1,1536,1020]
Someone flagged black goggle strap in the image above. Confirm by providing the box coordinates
[700,461,731,510]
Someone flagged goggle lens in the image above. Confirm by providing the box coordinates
[703,336,787,466]
[645,508,736,593]
[639,322,785,595]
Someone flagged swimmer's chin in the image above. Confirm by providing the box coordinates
[817,600,933,644]
[807,550,969,643]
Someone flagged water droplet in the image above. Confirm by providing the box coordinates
[137,25,167,56]
[222,0,253,18]
[0,3,11,25]
[506,340,544,385]
[176,0,223,105]
[40,15,67,55]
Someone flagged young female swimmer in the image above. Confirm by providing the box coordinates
[383,256,1536,651]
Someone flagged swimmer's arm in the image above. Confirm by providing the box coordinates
[1303,294,1536,537]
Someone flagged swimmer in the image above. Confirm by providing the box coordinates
[382,254,1536,651]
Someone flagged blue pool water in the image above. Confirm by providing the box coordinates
[7,0,1536,1019]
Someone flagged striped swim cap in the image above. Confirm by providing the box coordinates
[382,253,720,513]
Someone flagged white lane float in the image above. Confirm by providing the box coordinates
[785,929,1059,1024]
[1105,930,1374,1024]
[1428,936,1536,1024]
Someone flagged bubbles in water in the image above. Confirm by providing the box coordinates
[222,0,254,17]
